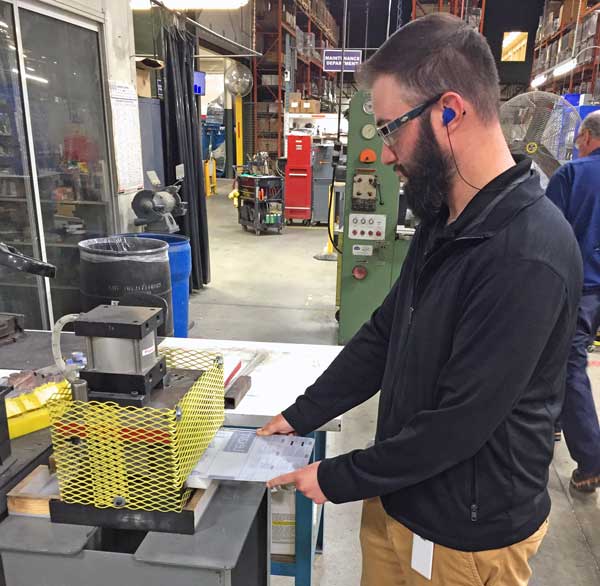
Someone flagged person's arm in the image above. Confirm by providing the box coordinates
[316,259,570,503]
[546,165,573,217]
[280,275,402,435]
[273,231,422,436]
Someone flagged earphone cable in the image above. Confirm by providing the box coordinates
[446,124,482,191]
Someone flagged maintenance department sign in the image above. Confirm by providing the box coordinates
[323,49,362,72]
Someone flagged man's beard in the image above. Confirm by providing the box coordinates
[397,116,454,223]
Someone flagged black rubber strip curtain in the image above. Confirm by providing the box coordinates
[161,14,210,289]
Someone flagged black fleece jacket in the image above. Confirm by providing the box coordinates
[283,159,583,551]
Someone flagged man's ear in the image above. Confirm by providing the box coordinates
[583,129,591,146]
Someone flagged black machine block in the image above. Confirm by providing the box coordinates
[80,357,167,397]
[73,305,164,340]
[86,389,152,407]
[50,497,199,535]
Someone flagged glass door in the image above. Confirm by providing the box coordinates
[0,2,46,328]
[18,7,113,322]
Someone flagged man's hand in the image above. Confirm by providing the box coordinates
[267,462,328,504]
[257,413,295,436]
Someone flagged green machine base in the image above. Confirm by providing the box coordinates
[338,91,414,344]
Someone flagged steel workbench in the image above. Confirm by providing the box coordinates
[0,332,343,586]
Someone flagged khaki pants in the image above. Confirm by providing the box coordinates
[360,498,548,586]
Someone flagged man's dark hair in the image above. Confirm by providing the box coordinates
[358,13,500,122]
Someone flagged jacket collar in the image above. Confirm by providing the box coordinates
[448,157,544,239]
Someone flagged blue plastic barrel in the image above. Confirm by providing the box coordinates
[122,233,191,337]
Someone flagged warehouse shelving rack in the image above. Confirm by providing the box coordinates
[409,0,486,32]
[252,0,338,159]
[531,1,600,95]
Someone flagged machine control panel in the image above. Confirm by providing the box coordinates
[348,213,386,240]
[351,173,378,212]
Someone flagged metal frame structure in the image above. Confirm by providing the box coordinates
[532,1,600,95]
[252,0,337,159]
[2,0,118,328]
[270,430,326,586]
[409,0,484,30]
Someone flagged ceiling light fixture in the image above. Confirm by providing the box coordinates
[531,74,547,88]
[553,58,577,78]
[11,68,49,84]
[502,31,522,48]
[131,0,249,8]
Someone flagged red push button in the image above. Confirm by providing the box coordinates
[352,265,368,280]
[376,231,382,237]
[360,230,365,236]
[352,229,357,235]
[368,231,373,236]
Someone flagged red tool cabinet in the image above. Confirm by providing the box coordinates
[284,135,312,222]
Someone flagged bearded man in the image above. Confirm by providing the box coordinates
[260,13,583,586]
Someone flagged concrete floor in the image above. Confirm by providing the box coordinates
[191,180,600,585]
[188,180,338,345]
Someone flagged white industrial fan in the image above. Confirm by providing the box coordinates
[500,91,581,181]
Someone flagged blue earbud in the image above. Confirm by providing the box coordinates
[442,107,456,127]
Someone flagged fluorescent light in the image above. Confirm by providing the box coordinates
[553,59,577,78]
[25,73,48,84]
[531,74,547,88]
[0,21,8,29]
[11,68,48,84]
[131,0,249,9]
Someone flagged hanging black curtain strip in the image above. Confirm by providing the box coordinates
[161,13,210,289]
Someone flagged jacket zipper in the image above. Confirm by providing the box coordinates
[470,455,479,522]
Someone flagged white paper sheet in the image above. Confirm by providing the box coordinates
[187,428,315,486]
[109,81,144,193]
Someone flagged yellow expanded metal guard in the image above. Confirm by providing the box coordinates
[48,350,224,513]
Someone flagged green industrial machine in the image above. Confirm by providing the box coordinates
[338,91,414,344]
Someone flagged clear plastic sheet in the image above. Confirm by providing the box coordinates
[78,236,168,263]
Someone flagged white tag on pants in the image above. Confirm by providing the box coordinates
[411,533,434,580]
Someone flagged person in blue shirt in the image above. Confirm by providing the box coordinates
[547,110,600,492]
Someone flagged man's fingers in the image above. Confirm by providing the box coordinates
[257,414,294,436]
[267,471,297,489]
[257,425,278,436]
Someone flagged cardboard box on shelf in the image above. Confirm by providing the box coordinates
[263,51,285,65]
[257,138,280,154]
[560,0,579,27]
[268,101,282,114]
[262,74,279,86]
[257,118,272,134]
[136,69,152,98]
[256,102,270,113]
[301,99,321,114]
[288,91,302,113]
[296,28,304,54]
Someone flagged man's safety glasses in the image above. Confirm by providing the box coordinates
[376,94,442,147]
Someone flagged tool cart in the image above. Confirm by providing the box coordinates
[237,174,284,235]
